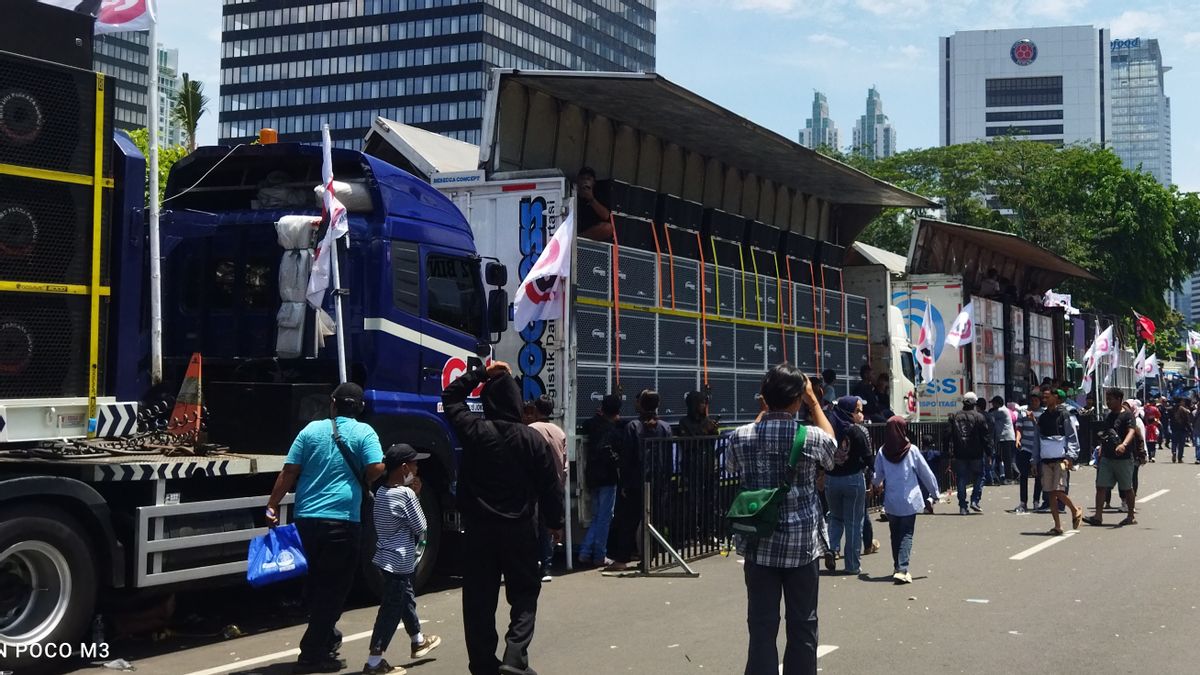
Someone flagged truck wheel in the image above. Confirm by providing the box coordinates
[0,505,97,669]
[358,485,443,600]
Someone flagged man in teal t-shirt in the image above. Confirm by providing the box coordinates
[267,382,384,674]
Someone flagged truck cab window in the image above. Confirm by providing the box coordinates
[901,350,917,385]
[426,254,483,337]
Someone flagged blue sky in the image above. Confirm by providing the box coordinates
[161,0,1199,191]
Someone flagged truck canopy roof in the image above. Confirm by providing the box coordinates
[907,218,1098,295]
[364,117,480,178]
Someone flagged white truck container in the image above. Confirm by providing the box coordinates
[892,274,969,421]
[841,263,919,419]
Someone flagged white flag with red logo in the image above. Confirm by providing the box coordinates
[513,211,575,330]
[306,125,350,310]
[915,299,936,383]
[95,0,156,34]
[944,302,974,348]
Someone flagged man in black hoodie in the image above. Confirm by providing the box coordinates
[604,390,672,572]
[443,361,565,675]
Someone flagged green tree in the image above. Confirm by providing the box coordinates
[173,73,208,152]
[125,128,188,206]
[821,139,1200,328]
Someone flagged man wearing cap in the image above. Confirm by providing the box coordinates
[266,382,385,674]
[948,392,991,515]
[443,361,564,675]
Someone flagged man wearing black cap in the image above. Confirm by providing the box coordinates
[266,382,385,674]
[443,361,565,675]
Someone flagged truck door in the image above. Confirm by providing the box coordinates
[418,246,487,401]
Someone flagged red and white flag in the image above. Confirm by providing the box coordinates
[944,302,974,348]
[1133,311,1156,344]
[95,0,156,34]
[307,125,350,310]
[513,211,575,330]
[915,299,936,383]
[1133,345,1148,382]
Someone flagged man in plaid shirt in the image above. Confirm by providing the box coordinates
[729,364,836,675]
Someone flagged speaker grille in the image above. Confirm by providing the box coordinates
[0,51,109,176]
[0,293,106,399]
[0,174,109,285]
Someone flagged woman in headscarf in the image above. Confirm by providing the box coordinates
[822,396,874,575]
[871,416,940,584]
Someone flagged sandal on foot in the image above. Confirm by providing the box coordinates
[1119,517,1138,526]
[1082,516,1103,526]
[1046,527,1064,536]
[1071,508,1084,530]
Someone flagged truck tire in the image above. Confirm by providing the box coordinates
[0,504,97,670]
[358,487,443,598]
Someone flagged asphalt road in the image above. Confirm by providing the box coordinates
[55,460,1200,675]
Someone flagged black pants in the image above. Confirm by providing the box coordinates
[1016,451,1032,505]
[743,559,819,675]
[294,518,361,661]
[462,514,542,675]
[608,486,642,564]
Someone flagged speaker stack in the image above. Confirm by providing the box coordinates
[0,50,113,401]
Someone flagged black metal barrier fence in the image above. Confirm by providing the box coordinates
[636,422,956,574]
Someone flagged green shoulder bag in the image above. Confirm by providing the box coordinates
[726,424,808,539]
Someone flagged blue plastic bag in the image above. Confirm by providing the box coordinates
[247,523,308,587]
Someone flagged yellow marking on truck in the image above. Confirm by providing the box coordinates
[86,73,108,437]
[0,280,110,296]
[0,162,114,188]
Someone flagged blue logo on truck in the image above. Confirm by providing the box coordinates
[518,196,550,402]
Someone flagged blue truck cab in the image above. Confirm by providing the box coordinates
[160,141,508,582]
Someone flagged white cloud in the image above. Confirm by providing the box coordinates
[855,0,930,17]
[808,33,850,49]
[1108,10,1168,38]
[734,0,804,12]
[1184,32,1200,49]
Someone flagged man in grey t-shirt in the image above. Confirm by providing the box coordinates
[989,396,1017,486]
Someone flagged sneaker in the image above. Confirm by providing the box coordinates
[1014,504,1028,514]
[823,551,837,571]
[863,539,880,555]
[1034,503,1050,513]
[361,659,403,675]
[901,572,913,584]
[970,502,983,513]
[411,635,442,659]
[294,657,347,674]
[541,574,552,583]
[892,571,905,583]
[959,506,969,515]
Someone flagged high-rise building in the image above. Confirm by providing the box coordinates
[157,47,186,148]
[939,26,1111,148]
[94,31,151,131]
[217,0,657,149]
[1110,37,1171,187]
[851,86,896,160]
[798,91,840,151]
[94,32,187,146]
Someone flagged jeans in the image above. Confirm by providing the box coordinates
[953,458,984,508]
[369,570,421,654]
[294,518,361,661]
[1016,451,1033,505]
[462,514,542,675]
[608,486,642,564]
[1172,432,1186,462]
[1194,434,1200,461]
[538,526,554,574]
[888,514,917,573]
[578,485,617,562]
[824,474,865,573]
[743,559,819,675]
[996,441,1016,482]
[1146,440,1157,460]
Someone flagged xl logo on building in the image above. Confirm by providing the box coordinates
[1011,39,1037,66]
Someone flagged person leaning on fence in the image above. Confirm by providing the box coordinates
[579,394,624,567]
[871,416,940,584]
[1032,388,1083,536]
[728,363,836,675]
[604,389,672,573]
[265,382,385,675]
[823,396,873,576]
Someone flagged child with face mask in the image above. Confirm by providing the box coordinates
[364,444,442,674]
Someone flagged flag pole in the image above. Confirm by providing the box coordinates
[147,17,163,384]
[324,123,348,385]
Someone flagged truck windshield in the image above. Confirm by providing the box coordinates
[426,254,483,337]
[901,350,917,384]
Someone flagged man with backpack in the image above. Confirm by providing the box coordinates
[443,361,565,675]
[949,392,992,515]
[1084,390,1140,527]
[604,390,672,573]
[266,382,385,674]
[578,395,624,567]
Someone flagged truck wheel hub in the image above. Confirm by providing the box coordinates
[0,541,71,644]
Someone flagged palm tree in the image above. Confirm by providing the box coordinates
[173,73,208,152]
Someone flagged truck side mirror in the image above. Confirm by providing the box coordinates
[485,262,508,287]
[487,288,509,342]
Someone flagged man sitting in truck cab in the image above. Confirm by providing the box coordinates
[576,166,613,241]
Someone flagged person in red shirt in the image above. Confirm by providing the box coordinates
[1144,402,1161,462]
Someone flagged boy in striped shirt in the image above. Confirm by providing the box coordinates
[364,444,441,674]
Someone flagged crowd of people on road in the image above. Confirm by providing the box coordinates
[260,359,1200,675]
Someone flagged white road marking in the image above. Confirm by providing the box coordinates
[181,629,373,675]
[1137,488,1170,503]
[1009,530,1078,560]
[781,646,839,671]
